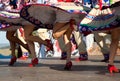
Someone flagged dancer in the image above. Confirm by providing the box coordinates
[80,0,120,73]
[6,29,29,66]
[0,3,54,66]
[19,4,87,68]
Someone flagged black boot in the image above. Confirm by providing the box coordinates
[101,53,109,62]
[75,53,88,61]
[17,46,22,58]
[60,52,67,60]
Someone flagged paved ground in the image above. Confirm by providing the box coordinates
[0,55,120,81]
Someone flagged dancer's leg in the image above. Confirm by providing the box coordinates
[6,30,17,66]
[109,29,120,65]
[53,22,73,70]
[23,25,53,66]
[6,31,16,57]
[108,28,120,73]
[6,29,28,50]
[53,22,70,39]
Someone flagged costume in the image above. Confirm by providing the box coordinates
[79,0,120,35]
[0,3,87,31]
[20,4,87,28]
[0,10,22,31]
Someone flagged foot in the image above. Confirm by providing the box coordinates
[29,58,38,67]
[101,58,109,62]
[60,52,67,60]
[75,53,88,61]
[108,64,120,74]
[9,56,17,66]
[101,53,109,62]
[60,56,67,60]
[19,56,28,60]
[64,61,72,70]
[75,57,88,61]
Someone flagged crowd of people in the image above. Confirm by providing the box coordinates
[0,0,120,74]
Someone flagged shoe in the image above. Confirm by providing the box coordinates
[64,61,72,70]
[45,39,53,51]
[60,52,67,60]
[17,46,23,58]
[75,57,88,61]
[108,64,120,73]
[29,58,38,67]
[75,53,88,61]
[101,54,109,62]
[19,56,27,60]
[101,58,109,62]
[9,56,17,66]
[19,52,29,60]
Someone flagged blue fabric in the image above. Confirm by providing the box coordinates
[83,0,92,4]
[10,0,17,4]
[0,54,11,59]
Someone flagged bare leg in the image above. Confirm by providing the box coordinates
[108,28,120,73]
[6,31,16,57]
[53,22,70,39]
[109,28,120,65]
[23,25,51,57]
[23,25,53,66]
[6,30,28,50]
[53,22,73,70]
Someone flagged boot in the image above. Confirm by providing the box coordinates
[101,53,109,62]
[75,53,88,61]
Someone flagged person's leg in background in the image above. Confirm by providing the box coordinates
[72,30,88,61]
[16,28,29,60]
[94,32,110,62]
[84,34,95,53]
[58,36,67,60]
[32,28,51,58]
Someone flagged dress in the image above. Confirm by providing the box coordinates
[20,4,87,29]
[79,1,120,35]
[0,10,22,31]
[0,4,87,31]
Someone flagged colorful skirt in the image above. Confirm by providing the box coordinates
[20,4,87,29]
[51,2,91,13]
[0,11,22,31]
[79,7,120,35]
[0,3,88,31]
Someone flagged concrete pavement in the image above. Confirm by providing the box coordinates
[0,55,120,81]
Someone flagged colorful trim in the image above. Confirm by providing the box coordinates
[0,21,22,30]
[0,10,21,30]
[79,19,120,35]
[85,13,114,21]
[0,11,20,19]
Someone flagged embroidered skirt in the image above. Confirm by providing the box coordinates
[79,7,120,35]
